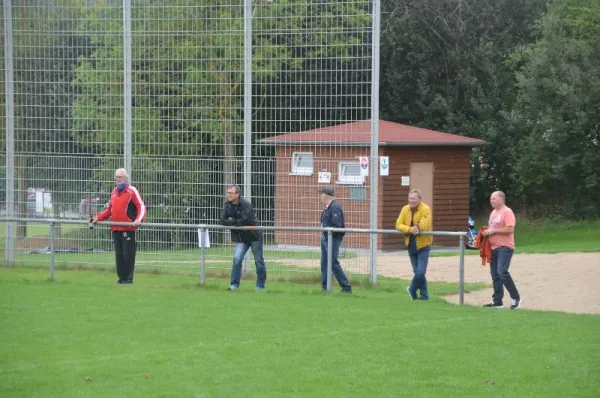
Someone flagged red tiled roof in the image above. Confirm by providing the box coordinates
[262,120,485,146]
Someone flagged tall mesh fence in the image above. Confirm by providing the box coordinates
[1,0,376,280]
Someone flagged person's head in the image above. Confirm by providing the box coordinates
[114,168,129,185]
[490,191,506,209]
[226,184,240,203]
[318,186,335,205]
[408,188,422,209]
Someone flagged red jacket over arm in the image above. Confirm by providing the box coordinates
[474,226,491,266]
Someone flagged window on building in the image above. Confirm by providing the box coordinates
[337,161,364,185]
[349,186,367,201]
[291,152,313,175]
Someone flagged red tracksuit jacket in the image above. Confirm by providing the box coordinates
[96,185,146,232]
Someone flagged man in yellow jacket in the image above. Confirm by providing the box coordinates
[395,188,433,300]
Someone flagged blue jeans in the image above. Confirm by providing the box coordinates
[230,240,267,288]
[320,235,352,291]
[490,246,520,304]
[408,246,431,299]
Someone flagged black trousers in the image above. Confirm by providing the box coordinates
[112,230,137,283]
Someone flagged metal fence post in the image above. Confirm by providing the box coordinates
[243,0,252,203]
[4,0,15,266]
[326,230,333,291]
[369,0,381,287]
[200,227,206,285]
[241,0,253,278]
[459,234,465,305]
[123,0,132,175]
[49,221,55,281]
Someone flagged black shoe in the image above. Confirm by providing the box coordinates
[483,301,504,308]
[341,289,352,294]
[510,297,523,310]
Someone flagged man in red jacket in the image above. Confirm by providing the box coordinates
[90,168,146,284]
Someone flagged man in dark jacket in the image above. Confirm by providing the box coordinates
[319,186,352,293]
[220,184,267,291]
[90,168,146,284]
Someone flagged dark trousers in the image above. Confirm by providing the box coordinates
[320,235,352,292]
[490,246,520,304]
[112,230,137,283]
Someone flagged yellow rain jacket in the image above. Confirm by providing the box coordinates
[395,202,433,250]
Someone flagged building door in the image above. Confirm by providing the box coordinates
[410,162,434,213]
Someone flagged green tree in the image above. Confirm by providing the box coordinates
[379,0,547,213]
[510,0,600,218]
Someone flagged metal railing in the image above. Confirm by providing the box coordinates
[3,217,468,304]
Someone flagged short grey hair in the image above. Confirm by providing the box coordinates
[409,188,422,198]
[115,168,129,179]
[495,191,506,202]
[228,184,240,194]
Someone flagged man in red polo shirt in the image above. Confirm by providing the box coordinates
[91,168,146,284]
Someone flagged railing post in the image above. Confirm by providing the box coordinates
[49,220,55,281]
[242,226,249,275]
[200,227,206,285]
[327,230,333,291]
[459,234,465,305]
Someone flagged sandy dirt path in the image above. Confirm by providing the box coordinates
[377,252,600,315]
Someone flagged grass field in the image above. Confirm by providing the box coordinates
[0,223,81,241]
[513,219,600,253]
[1,268,599,397]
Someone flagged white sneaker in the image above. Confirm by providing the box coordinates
[510,297,522,310]
[407,286,416,300]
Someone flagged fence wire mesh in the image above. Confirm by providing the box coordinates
[2,0,377,279]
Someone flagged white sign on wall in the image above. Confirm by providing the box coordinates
[380,156,389,176]
[359,156,369,177]
[318,171,332,184]
[401,176,410,186]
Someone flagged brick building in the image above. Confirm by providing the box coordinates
[262,120,485,250]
